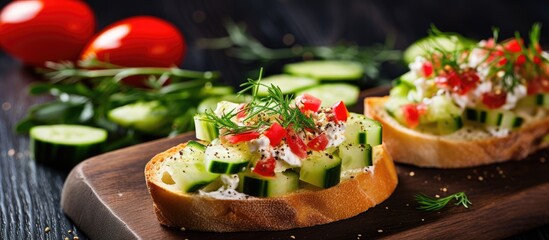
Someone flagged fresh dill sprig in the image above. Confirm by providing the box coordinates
[415,192,472,211]
[205,68,316,135]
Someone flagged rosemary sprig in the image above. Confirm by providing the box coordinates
[204,68,315,135]
[415,192,472,211]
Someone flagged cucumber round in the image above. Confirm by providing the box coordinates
[108,101,170,135]
[238,170,299,197]
[30,124,107,167]
[197,95,252,114]
[404,35,476,63]
[299,151,342,188]
[295,83,359,107]
[257,74,318,96]
[284,60,364,81]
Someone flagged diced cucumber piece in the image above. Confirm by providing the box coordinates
[193,114,219,142]
[163,160,219,193]
[238,170,299,197]
[30,125,107,167]
[295,83,359,107]
[205,141,251,174]
[435,116,463,135]
[108,101,170,135]
[345,113,382,146]
[197,95,253,114]
[396,71,418,87]
[384,97,410,123]
[299,152,342,188]
[404,35,476,63]
[284,60,364,81]
[517,94,549,108]
[390,84,411,98]
[339,143,372,171]
[423,95,463,123]
[465,108,524,129]
[257,74,318,96]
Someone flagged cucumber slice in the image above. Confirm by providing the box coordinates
[339,143,372,171]
[295,83,359,107]
[284,60,364,81]
[435,116,463,135]
[465,108,524,129]
[204,141,251,174]
[517,94,549,108]
[197,95,253,114]
[389,84,411,98]
[423,95,463,123]
[396,71,418,87]
[193,114,219,142]
[30,125,107,167]
[299,152,342,188]
[238,170,299,197]
[344,113,382,146]
[108,101,169,135]
[163,161,219,193]
[404,35,476,63]
[257,74,318,96]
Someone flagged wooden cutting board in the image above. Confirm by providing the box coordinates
[61,87,549,239]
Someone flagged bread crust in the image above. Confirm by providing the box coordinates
[145,143,398,232]
[365,96,549,168]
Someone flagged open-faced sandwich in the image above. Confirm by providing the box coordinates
[145,76,397,232]
[366,25,549,168]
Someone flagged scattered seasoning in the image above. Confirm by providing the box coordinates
[385,206,389,210]
[409,171,415,177]
[44,227,51,233]
[478,176,484,181]
[377,229,383,233]
[441,187,448,192]
[65,237,69,240]
[435,194,440,198]
[8,149,15,156]
[2,102,11,111]
[421,218,425,222]
[467,175,472,180]
[358,234,362,237]
[180,227,186,231]
[68,229,73,234]
[290,235,296,239]
[406,203,410,207]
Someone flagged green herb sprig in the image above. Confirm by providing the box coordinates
[204,68,315,135]
[415,192,472,211]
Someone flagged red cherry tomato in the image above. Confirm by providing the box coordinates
[297,94,322,113]
[225,131,260,144]
[253,157,276,177]
[263,122,286,147]
[307,133,329,151]
[0,0,95,66]
[331,101,349,122]
[482,91,507,109]
[81,15,185,73]
[422,61,433,78]
[286,130,307,159]
[402,104,420,128]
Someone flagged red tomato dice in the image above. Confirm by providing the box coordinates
[332,101,348,122]
[263,122,286,146]
[307,133,329,151]
[253,157,275,177]
[422,61,434,78]
[482,91,507,109]
[225,131,259,144]
[297,94,322,113]
[402,104,420,128]
[286,130,307,159]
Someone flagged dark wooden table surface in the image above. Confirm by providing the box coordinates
[1,1,549,239]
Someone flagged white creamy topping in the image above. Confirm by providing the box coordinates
[198,174,251,200]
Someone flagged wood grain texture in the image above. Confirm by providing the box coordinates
[61,87,549,240]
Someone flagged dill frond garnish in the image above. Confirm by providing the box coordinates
[415,192,472,211]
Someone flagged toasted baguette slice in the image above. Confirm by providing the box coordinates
[145,143,397,232]
[365,96,549,168]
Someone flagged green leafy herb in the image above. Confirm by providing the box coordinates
[415,192,472,211]
[204,68,315,135]
[196,20,401,82]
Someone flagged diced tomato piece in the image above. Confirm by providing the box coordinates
[422,61,434,78]
[286,130,307,159]
[482,91,507,109]
[505,39,523,53]
[236,103,247,120]
[515,54,527,66]
[225,131,260,144]
[307,133,329,151]
[533,56,542,65]
[297,94,322,113]
[416,103,428,115]
[253,157,275,177]
[529,77,549,94]
[402,104,420,128]
[332,101,348,122]
[263,122,287,146]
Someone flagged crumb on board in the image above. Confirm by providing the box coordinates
[467,175,472,180]
[478,176,484,181]
[541,157,546,163]
[2,102,11,111]
[421,218,425,221]
[409,171,415,177]
[435,194,440,198]
[44,227,50,233]
[180,227,186,231]
[377,229,383,233]
[64,237,69,240]
[290,235,296,239]
[440,187,448,192]
[8,149,15,156]
[73,237,79,240]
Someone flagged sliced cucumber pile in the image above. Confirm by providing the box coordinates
[204,140,251,174]
[403,35,475,63]
[296,83,359,107]
[284,60,364,81]
[465,108,524,129]
[517,93,549,108]
[30,124,107,167]
[163,146,219,193]
[238,170,299,197]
